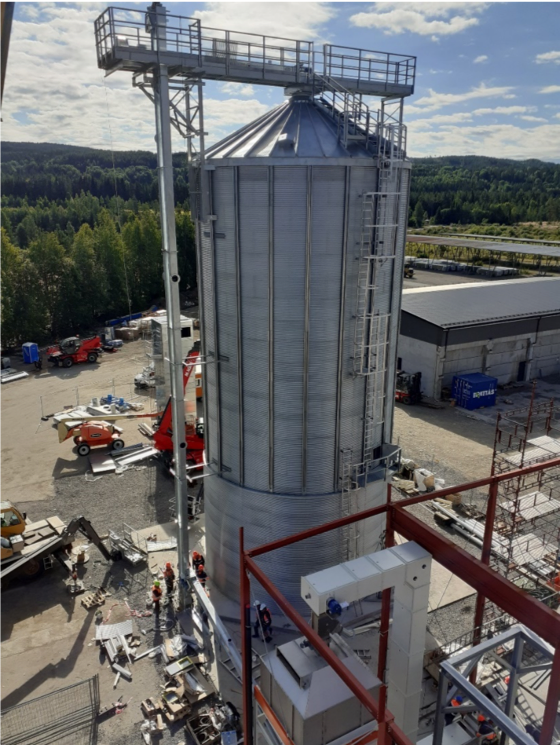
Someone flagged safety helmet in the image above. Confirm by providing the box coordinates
[166,562,172,569]
[153,580,161,587]
[254,600,261,607]
[198,564,205,572]
[478,715,486,723]
[193,551,200,559]
[455,696,463,703]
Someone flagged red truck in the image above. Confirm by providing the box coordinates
[47,336,103,368]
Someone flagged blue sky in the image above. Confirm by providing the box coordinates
[3,2,560,161]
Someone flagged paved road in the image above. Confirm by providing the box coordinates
[404,269,490,289]
[403,269,519,289]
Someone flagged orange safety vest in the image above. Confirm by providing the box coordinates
[152,586,162,601]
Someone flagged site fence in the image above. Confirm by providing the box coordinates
[1,676,100,745]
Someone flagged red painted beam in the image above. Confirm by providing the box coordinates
[394,456,560,510]
[254,685,296,745]
[247,503,387,558]
[247,458,560,559]
[391,506,560,649]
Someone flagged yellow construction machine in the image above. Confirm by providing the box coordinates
[1,501,115,583]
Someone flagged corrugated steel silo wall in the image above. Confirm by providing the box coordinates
[200,161,409,610]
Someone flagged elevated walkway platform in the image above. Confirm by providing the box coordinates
[95,6,416,98]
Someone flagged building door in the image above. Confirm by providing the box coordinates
[517,360,527,382]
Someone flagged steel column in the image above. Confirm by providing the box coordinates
[391,507,560,648]
[240,528,254,745]
[471,479,499,683]
[377,484,394,745]
[540,646,560,745]
[432,668,449,745]
[501,634,524,745]
[301,166,313,492]
[149,2,189,605]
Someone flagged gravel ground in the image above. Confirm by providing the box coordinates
[4,462,205,745]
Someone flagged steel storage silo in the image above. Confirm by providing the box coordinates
[194,93,410,610]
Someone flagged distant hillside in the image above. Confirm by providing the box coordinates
[409,155,560,226]
[1,141,188,204]
[2,142,559,227]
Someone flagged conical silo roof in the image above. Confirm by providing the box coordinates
[206,94,374,160]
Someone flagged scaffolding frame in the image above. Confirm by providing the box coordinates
[240,456,560,745]
[490,392,560,604]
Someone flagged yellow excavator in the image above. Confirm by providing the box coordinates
[1,500,115,583]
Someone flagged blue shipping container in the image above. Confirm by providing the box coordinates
[452,373,498,410]
[22,342,40,364]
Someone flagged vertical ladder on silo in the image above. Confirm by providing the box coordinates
[340,448,360,561]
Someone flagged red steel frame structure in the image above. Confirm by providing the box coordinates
[240,457,560,745]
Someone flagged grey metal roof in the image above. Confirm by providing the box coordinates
[206,95,373,160]
[407,234,560,259]
[402,277,560,328]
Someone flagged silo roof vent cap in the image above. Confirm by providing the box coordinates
[277,133,294,147]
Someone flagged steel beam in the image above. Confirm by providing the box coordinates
[472,479,499,683]
[240,528,254,745]
[149,2,189,605]
[391,508,560,648]
[247,502,387,558]
[501,634,524,745]
[394,457,560,510]
[540,646,560,745]
[440,662,536,745]
[254,685,295,745]
[247,457,560,559]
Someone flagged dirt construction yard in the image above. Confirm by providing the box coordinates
[2,334,559,743]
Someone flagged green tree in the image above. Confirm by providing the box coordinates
[93,210,128,316]
[64,224,107,330]
[176,209,197,291]
[28,232,69,336]
[1,228,44,345]
[122,209,163,308]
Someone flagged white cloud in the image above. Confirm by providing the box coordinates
[408,112,473,129]
[554,113,560,120]
[474,55,488,64]
[536,51,560,65]
[472,106,532,116]
[539,85,560,94]
[519,115,548,123]
[408,122,560,162]
[2,4,273,152]
[413,83,516,112]
[350,2,488,39]
[220,82,255,97]
[193,2,336,41]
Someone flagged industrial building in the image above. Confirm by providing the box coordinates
[398,277,560,399]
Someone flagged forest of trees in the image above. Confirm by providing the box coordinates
[1,142,196,347]
[1,143,559,348]
[409,156,560,227]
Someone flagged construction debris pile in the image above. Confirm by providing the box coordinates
[90,601,241,744]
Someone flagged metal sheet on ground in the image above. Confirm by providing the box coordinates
[89,452,117,474]
[95,620,134,640]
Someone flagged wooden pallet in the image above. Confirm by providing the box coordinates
[81,587,109,609]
